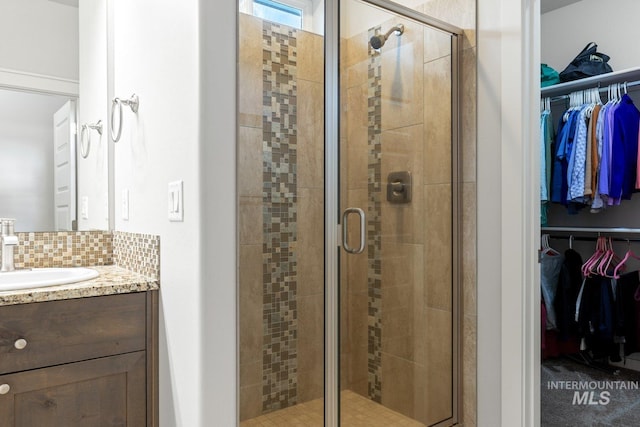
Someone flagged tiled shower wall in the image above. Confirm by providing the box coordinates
[341,15,455,426]
[238,13,324,421]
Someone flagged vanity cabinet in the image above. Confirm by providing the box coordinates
[0,292,158,426]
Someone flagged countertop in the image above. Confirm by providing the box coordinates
[0,265,159,307]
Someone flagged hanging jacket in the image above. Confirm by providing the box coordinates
[609,94,640,201]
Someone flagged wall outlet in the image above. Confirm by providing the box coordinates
[168,180,183,222]
[122,189,129,221]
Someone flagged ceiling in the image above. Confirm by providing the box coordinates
[541,0,582,14]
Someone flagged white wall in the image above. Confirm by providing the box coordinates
[110,0,213,425]
[200,0,237,424]
[0,0,78,80]
[110,0,239,424]
[0,90,70,231]
[541,0,640,72]
[78,0,109,230]
[477,0,540,425]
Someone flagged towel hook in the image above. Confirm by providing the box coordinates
[79,120,103,159]
[110,94,139,143]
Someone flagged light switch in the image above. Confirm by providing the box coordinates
[81,196,89,220]
[122,189,129,221]
[168,180,183,222]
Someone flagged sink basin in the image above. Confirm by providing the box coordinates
[0,267,99,292]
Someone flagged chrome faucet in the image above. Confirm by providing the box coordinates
[0,218,18,272]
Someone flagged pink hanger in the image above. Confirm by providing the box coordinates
[613,239,640,279]
[582,236,606,277]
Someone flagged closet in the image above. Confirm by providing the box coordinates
[539,64,640,427]
[541,67,640,372]
[539,2,640,426]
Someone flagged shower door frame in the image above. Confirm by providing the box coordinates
[324,0,464,425]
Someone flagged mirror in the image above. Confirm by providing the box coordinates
[0,0,110,232]
[0,89,80,231]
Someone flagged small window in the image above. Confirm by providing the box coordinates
[253,0,303,29]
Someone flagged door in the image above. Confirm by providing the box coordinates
[237,0,460,425]
[53,100,77,231]
[334,1,461,425]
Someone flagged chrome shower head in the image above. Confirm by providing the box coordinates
[369,24,405,50]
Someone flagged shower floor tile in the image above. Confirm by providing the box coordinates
[241,390,425,426]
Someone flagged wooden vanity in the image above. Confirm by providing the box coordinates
[0,270,158,426]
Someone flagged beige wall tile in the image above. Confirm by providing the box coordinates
[240,384,264,421]
[462,182,477,316]
[424,25,452,64]
[421,0,476,49]
[424,307,453,425]
[380,353,416,419]
[298,294,325,403]
[381,239,414,290]
[238,126,263,198]
[240,360,262,389]
[346,84,369,190]
[462,47,477,184]
[423,184,453,311]
[297,80,325,190]
[298,30,324,83]
[423,55,452,185]
[239,197,262,245]
[382,303,415,360]
[381,20,424,131]
[239,244,263,368]
[342,31,369,77]
[463,314,477,427]
[345,292,369,394]
[297,188,324,297]
[239,13,263,128]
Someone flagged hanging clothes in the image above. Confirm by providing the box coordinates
[545,85,640,218]
[541,250,564,330]
[610,94,640,201]
[577,275,619,360]
[541,105,554,226]
[616,270,640,356]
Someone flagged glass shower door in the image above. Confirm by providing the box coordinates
[337,1,460,425]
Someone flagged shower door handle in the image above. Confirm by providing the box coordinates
[342,208,366,254]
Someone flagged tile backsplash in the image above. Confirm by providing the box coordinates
[1,230,160,282]
[13,231,113,269]
[113,231,160,281]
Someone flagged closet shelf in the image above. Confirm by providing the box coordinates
[541,66,640,98]
[541,226,640,235]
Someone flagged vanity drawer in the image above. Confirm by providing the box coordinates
[0,292,146,375]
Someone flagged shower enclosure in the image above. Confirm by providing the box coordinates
[238,0,462,425]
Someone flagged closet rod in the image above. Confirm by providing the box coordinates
[541,66,640,98]
[546,80,640,103]
[546,235,640,243]
[541,226,640,234]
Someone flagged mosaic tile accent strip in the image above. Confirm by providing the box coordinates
[8,231,113,269]
[367,26,383,403]
[113,231,160,281]
[261,20,299,413]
